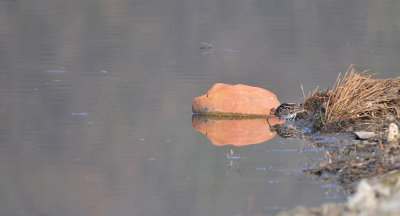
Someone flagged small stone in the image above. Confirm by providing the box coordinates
[388,123,399,143]
[355,131,375,140]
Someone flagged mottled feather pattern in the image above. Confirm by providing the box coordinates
[273,103,308,121]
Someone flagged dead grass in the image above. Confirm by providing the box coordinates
[305,64,400,127]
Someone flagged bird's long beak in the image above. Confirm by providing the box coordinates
[266,109,275,127]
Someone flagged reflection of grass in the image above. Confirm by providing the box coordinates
[305,64,400,128]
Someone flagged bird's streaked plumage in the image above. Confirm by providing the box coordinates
[270,103,308,121]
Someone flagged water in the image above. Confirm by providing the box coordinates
[0,0,399,215]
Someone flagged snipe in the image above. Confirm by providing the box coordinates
[268,103,308,121]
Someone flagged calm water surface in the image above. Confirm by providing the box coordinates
[0,0,399,215]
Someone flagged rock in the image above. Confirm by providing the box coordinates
[348,179,381,211]
[355,131,375,140]
[192,83,280,117]
[388,123,399,143]
[279,171,400,216]
[348,171,400,214]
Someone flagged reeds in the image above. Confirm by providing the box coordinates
[306,64,400,127]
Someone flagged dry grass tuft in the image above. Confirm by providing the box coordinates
[305,64,400,127]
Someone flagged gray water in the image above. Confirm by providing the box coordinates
[0,0,400,215]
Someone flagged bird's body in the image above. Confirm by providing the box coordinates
[270,103,307,121]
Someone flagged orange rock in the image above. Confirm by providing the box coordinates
[192,117,284,146]
[192,83,280,116]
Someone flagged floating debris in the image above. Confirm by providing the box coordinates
[268,179,280,184]
[200,42,215,50]
[221,48,240,53]
[71,113,87,116]
[46,68,66,73]
[200,42,240,54]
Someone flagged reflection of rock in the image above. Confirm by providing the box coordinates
[192,116,284,146]
[192,83,280,117]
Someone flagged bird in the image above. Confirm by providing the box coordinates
[268,103,308,121]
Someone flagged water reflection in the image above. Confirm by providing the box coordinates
[192,116,284,146]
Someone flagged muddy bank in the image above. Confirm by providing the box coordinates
[271,108,400,214]
[274,65,400,215]
[271,118,400,215]
[272,117,400,188]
